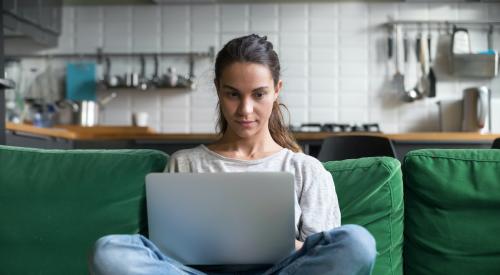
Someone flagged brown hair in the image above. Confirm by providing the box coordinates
[214,34,302,153]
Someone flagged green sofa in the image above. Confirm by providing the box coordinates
[0,146,168,274]
[1,145,499,275]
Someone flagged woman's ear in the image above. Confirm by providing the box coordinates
[274,80,283,100]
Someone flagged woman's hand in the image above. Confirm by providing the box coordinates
[295,240,304,250]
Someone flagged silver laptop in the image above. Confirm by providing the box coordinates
[145,172,295,267]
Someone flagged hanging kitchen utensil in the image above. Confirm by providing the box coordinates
[427,30,437,98]
[164,67,178,87]
[387,28,394,81]
[126,58,141,88]
[104,57,117,88]
[393,26,406,98]
[46,57,61,101]
[418,36,430,98]
[402,31,421,102]
[404,34,421,102]
[187,54,197,90]
[138,55,148,91]
[151,54,161,88]
[403,32,409,66]
[403,40,420,102]
[415,28,421,62]
[388,27,393,60]
[488,24,494,50]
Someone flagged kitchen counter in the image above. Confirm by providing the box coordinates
[5,123,157,140]
[295,132,500,142]
[5,123,500,142]
[6,123,499,159]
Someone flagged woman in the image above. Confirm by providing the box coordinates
[90,34,376,275]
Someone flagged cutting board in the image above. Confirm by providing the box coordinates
[65,62,96,101]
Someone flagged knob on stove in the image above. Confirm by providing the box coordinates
[362,123,381,132]
[322,123,350,132]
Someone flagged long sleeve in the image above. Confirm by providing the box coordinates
[297,160,341,241]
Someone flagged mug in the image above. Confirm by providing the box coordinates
[132,112,149,127]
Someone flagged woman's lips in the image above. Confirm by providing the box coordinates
[237,120,256,128]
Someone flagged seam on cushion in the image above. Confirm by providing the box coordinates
[325,158,399,173]
[324,165,374,173]
[0,146,167,158]
[2,149,168,160]
[381,161,400,275]
[406,153,500,163]
[382,162,395,275]
[5,151,167,164]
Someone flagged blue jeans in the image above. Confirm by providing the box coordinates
[90,224,376,275]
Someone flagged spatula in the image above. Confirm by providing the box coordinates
[393,26,405,96]
[428,33,437,98]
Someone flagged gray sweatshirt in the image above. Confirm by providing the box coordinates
[167,145,341,241]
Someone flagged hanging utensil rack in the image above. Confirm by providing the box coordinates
[385,20,500,31]
[5,46,215,62]
[5,46,215,91]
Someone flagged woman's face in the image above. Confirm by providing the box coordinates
[216,62,282,139]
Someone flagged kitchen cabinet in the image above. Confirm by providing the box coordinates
[3,0,62,46]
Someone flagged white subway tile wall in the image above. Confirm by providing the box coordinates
[27,2,500,133]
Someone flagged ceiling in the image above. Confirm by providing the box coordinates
[62,0,154,5]
[61,0,487,5]
[62,0,402,5]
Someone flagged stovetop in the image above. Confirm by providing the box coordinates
[290,123,381,133]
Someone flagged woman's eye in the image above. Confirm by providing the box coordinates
[254,92,264,98]
[227,92,239,98]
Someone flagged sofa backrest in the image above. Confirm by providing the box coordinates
[324,157,404,275]
[403,149,500,275]
[0,146,168,275]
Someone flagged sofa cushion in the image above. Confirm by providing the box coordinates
[324,157,404,275]
[403,149,500,275]
[0,146,168,275]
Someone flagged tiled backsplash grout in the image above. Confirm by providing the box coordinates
[7,2,500,133]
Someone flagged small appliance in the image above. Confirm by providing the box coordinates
[462,86,490,133]
[437,99,463,132]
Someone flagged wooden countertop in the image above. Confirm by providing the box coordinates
[6,123,157,140]
[6,123,500,142]
[295,132,500,142]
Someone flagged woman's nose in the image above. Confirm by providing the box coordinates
[237,98,253,115]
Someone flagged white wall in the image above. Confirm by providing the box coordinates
[9,2,500,133]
